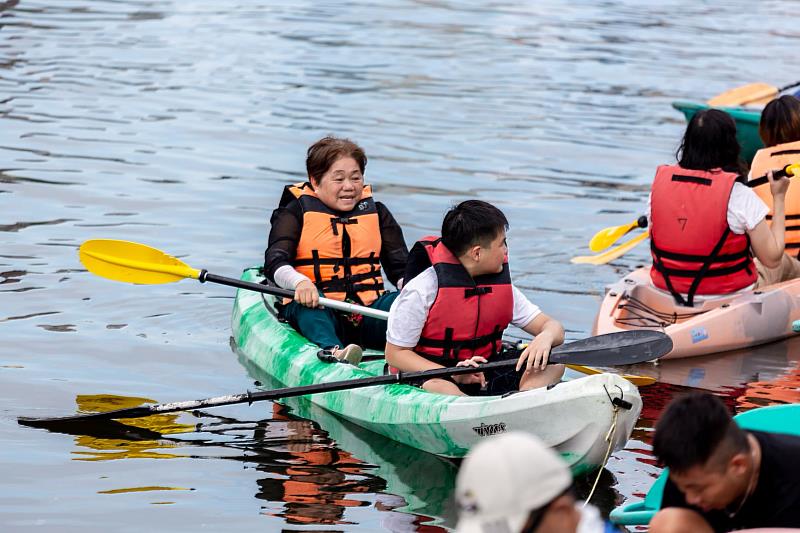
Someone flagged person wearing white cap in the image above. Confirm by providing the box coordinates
[454,432,619,533]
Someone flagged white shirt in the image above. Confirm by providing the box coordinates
[274,264,310,290]
[646,182,769,235]
[386,266,541,348]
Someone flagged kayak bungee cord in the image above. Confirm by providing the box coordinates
[612,294,705,328]
[584,384,628,506]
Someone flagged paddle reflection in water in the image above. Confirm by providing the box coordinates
[67,392,444,529]
[72,394,193,461]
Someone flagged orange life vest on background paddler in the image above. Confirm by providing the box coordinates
[409,237,514,363]
[650,165,756,307]
[750,140,800,256]
[279,182,384,306]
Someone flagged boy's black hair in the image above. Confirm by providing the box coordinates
[441,200,509,257]
[652,391,749,473]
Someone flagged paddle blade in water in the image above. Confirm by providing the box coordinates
[708,82,776,107]
[79,239,201,284]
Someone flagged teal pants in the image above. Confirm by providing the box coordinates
[280,291,399,350]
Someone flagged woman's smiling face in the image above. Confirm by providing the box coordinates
[311,156,364,212]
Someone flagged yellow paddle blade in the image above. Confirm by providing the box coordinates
[588,219,639,252]
[566,364,656,387]
[79,239,201,284]
[571,231,649,265]
[708,82,777,107]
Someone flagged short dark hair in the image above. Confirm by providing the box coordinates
[441,200,509,257]
[652,392,749,473]
[306,136,367,184]
[677,109,746,175]
[759,95,800,148]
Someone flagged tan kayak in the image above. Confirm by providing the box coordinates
[593,266,800,359]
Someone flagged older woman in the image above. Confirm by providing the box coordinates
[264,136,408,363]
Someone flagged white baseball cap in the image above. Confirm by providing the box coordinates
[455,432,572,533]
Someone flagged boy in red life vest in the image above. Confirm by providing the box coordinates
[384,200,565,396]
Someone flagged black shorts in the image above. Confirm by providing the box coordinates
[421,349,522,396]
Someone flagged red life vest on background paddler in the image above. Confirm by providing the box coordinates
[407,236,514,364]
[650,165,756,307]
[279,182,384,306]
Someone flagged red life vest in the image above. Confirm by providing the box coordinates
[409,237,514,364]
[279,182,384,306]
[650,165,756,306]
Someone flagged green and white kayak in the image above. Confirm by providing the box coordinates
[672,101,762,163]
[609,403,800,526]
[231,268,643,473]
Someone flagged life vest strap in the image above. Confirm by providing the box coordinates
[464,286,492,297]
[772,148,800,157]
[766,214,800,221]
[652,227,751,307]
[329,216,358,236]
[650,256,753,278]
[650,244,750,263]
[417,328,504,353]
[294,256,381,267]
[672,174,713,186]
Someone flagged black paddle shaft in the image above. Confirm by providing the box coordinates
[18,330,671,429]
[746,164,795,188]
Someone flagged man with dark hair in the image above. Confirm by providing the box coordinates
[650,392,800,533]
[385,200,564,395]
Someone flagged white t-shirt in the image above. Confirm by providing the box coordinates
[646,182,769,235]
[386,266,541,348]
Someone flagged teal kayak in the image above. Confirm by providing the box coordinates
[231,268,643,473]
[609,403,800,525]
[672,101,763,163]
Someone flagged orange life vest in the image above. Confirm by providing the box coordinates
[410,237,514,363]
[650,165,756,306]
[750,140,800,255]
[280,182,384,305]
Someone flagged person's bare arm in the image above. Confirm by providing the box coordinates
[516,313,565,372]
[749,171,789,268]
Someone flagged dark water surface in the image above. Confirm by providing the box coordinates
[2,1,799,530]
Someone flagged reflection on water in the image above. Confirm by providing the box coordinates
[611,337,800,512]
[3,0,800,530]
[67,392,441,530]
[72,394,192,461]
[240,354,458,529]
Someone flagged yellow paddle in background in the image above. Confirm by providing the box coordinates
[572,231,649,265]
[573,164,800,265]
[588,216,648,252]
[565,364,655,387]
[708,80,800,107]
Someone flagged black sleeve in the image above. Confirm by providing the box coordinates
[376,202,409,287]
[264,202,303,283]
